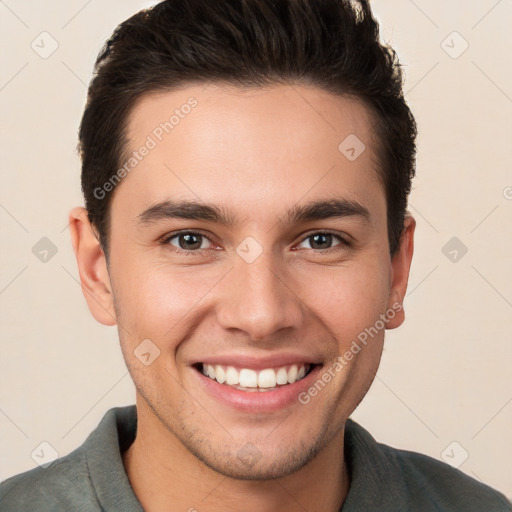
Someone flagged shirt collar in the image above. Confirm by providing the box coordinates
[84,405,143,511]
[340,418,407,510]
[84,406,406,511]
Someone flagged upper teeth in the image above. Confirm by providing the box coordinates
[201,364,310,389]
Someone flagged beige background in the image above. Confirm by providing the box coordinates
[1,0,511,500]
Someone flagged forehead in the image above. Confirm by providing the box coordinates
[126,83,376,156]
[113,83,385,226]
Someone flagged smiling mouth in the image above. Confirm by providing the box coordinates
[195,363,315,392]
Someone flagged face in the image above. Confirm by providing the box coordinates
[73,84,414,480]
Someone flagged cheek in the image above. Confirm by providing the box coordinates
[110,263,214,388]
[110,257,222,344]
[297,258,391,341]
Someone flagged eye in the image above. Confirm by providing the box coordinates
[297,232,348,251]
[164,231,214,251]
[161,230,350,254]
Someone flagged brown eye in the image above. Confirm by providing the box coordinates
[166,232,212,251]
[298,232,345,251]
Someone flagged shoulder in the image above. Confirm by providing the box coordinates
[0,447,101,511]
[344,419,511,511]
[382,443,511,511]
[0,405,137,512]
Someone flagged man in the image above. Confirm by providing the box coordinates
[1,0,510,510]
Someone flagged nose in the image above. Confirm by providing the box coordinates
[215,252,304,342]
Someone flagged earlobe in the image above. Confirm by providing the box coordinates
[386,215,415,330]
[68,207,117,326]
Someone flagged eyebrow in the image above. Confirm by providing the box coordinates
[136,198,370,227]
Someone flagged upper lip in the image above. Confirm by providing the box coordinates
[191,353,322,371]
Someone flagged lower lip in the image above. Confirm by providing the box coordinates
[194,365,322,413]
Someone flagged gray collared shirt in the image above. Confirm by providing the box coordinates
[1,405,510,511]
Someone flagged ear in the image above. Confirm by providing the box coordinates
[386,215,415,330]
[68,207,117,326]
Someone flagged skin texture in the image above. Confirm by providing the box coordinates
[69,84,415,512]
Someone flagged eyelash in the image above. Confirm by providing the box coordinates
[160,230,351,255]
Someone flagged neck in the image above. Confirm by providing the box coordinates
[122,399,350,512]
